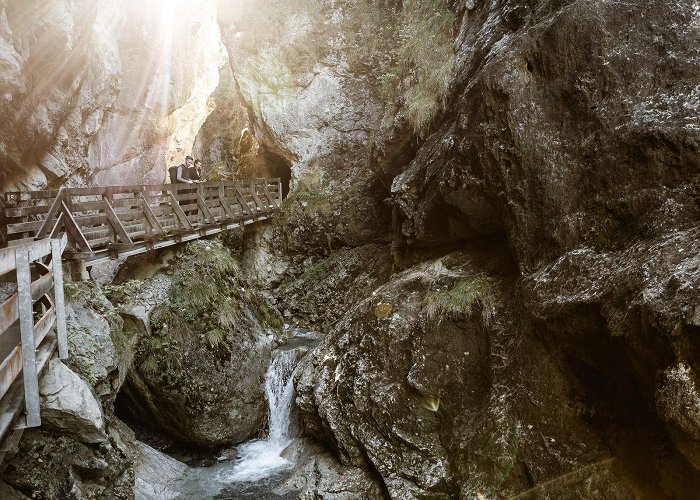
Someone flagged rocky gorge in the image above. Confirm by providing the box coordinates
[1,0,700,498]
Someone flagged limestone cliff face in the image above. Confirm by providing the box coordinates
[234,0,700,497]
[0,0,226,191]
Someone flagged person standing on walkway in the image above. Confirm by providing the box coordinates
[189,159,204,183]
[177,156,195,184]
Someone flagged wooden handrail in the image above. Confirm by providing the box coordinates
[2,179,283,264]
[0,235,68,434]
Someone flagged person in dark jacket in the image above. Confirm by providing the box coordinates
[176,156,195,183]
[189,159,204,183]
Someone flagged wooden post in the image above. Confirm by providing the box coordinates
[51,239,68,360]
[15,250,41,428]
[278,179,283,205]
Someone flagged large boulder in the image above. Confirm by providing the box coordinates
[118,240,283,447]
[132,441,187,500]
[295,246,648,497]
[2,419,134,499]
[39,359,107,444]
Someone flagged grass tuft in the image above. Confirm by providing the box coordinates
[423,275,496,326]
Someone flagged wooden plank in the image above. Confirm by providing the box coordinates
[0,239,54,276]
[6,220,42,235]
[0,341,22,403]
[4,205,51,219]
[33,307,56,347]
[103,197,134,248]
[35,189,65,239]
[15,250,41,428]
[250,181,266,210]
[7,333,57,433]
[139,194,163,234]
[169,193,193,230]
[218,185,236,219]
[51,239,68,360]
[261,189,276,208]
[0,272,54,334]
[6,237,37,248]
[49,212,65,239]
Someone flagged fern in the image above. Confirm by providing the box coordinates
[205,328,228,350]
[218,299,241,329]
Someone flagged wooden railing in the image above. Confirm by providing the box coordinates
[2,179,282,264]
[0,235,68,448]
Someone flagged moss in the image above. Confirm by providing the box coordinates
[423,275,496,326]
[78,365,97,388]
[396,0,455,136]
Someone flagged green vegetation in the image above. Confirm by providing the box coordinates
[232,0,454,137]
[345,0,456,136]
[423,275,496,326]
[396,0,455,136]
[137,335,180,377]
[137,240,281,376]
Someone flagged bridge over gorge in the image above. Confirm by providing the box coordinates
[0,179,282,459]
[1,178,282,268]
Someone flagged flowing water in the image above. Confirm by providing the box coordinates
[174,330,321,499]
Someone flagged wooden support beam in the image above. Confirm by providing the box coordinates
[218,185,235,219]
[36,189,65,239]
[139,194,164,234]
[59,202,91,252]
[51,239,68,360]
[169,193,193,230]
[103,197,134,248]
[233,187,254,217]
[262,190,276,208]
[249,181,265,214]
[49,213,65,239]
[196,189,216,224]
[15,251,40,428]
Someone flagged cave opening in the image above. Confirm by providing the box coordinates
[260,150,292,198]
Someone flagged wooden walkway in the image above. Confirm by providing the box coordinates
[2,178,282,265]
[0,178,282,459]
[0,236,68,461]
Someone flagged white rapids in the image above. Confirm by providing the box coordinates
[216,348,298,483]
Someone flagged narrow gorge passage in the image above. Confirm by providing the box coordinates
[1,0,700,499]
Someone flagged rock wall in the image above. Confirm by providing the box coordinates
[0,0,226,191]
[232,0,700,497]
[192,63,249,177]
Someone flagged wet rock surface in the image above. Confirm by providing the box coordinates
[281,440,385,500]
[2,419,134,500]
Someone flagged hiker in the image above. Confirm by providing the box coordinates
[168,156,195,184]
[189,159,204,183]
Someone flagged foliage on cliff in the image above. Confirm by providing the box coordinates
[136,240,280,377]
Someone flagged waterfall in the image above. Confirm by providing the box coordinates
[216,348,298,483]
[265,349,297,448]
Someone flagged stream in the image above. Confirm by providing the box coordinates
[173,330,322,499]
